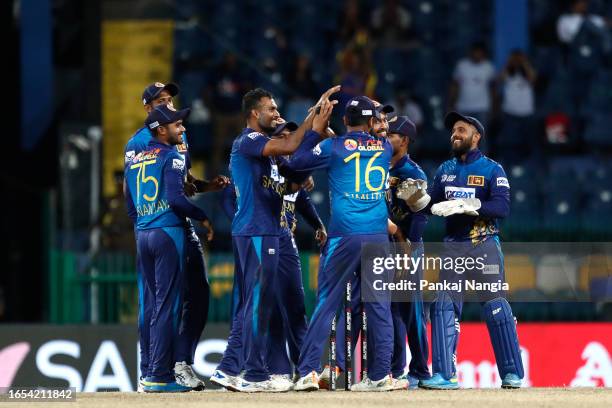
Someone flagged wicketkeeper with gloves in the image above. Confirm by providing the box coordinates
[395,112,524,390]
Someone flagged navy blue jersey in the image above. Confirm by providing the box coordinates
[230,128,288,236]
[387,154,428,242]
[125,126,191,170]
[429,149,510,244]
[281,189,323,234]
[288,131,392,237]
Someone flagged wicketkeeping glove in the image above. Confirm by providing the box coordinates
[396,178,431,212]
[431,198,481,217]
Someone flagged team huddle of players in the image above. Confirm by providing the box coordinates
[124,81,524,393]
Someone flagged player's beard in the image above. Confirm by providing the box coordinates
[451,135,472,157]
[258,116,276,135]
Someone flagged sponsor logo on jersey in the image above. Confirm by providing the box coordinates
[172,158,185,170]
[132,148,161,163]
[344,139,358,151]
[124,150,135,164]
[441,174,456,182]
[497,177,510,188]
[467,175,485,187]
[357,138,385,152]
[445,186,476,199]
[247,131,262,140]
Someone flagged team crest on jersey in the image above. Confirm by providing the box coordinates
[357,138,385,151]
[344,139,358,151]
[467,175,485,186]
[125,150,135,164]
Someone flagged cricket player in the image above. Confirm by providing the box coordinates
[210,86,338,392]
[124,104,208,392]
[287,96,395,392]
[386,116,431,389]
[413,112,523,389]
[216,121,325,385]
[125,83,228,391]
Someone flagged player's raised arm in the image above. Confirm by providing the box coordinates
[261,85,340,156]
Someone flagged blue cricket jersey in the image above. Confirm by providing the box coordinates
[125,140,207,230]
[388,154,429,242]
[125,126,191,169]
[288,130,392,237]
[429,149,510,244]
[230,127,288,236]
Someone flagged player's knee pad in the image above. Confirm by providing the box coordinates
[430,292,459,379]
[482,297,524,379]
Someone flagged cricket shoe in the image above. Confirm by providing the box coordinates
[407,374,422,390]
[270,375,295,391]
[350,374,394,392]
[391,375,409,391]
[318,365,341,390]
[174,361,205,391]
[501,373,522,389]
[419,373,459,390]
[294,371,320,391]
[235,377,293,393]
[210,369,239,390]
[142,378,191,393]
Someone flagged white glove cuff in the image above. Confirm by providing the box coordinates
[408,193,431,212]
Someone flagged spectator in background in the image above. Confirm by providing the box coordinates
[287,55,318,101]
[100,171,135,254]
[339,0,364,44]
[448,42,496,132]
[370,0,413,46]
[496,50,538,159]
[285,55,319,123]
[557,0,608,45]
[206,53,251,172]
[388,91,424,129]
[557,0,610,126]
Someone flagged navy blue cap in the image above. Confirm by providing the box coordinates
[444,111,485,138]
[142,82,179,105]
[388,115,417,139]
[272,121,299,136]
[145,104,191,130]
[375,103,395,114]
[345,96,381,122]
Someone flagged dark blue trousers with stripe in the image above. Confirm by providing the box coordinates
[137,227,185,382]
[297,234,393,381]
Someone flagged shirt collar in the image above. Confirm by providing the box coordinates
[458,148,483,164]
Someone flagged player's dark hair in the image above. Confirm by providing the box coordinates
[242,88,273,118]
